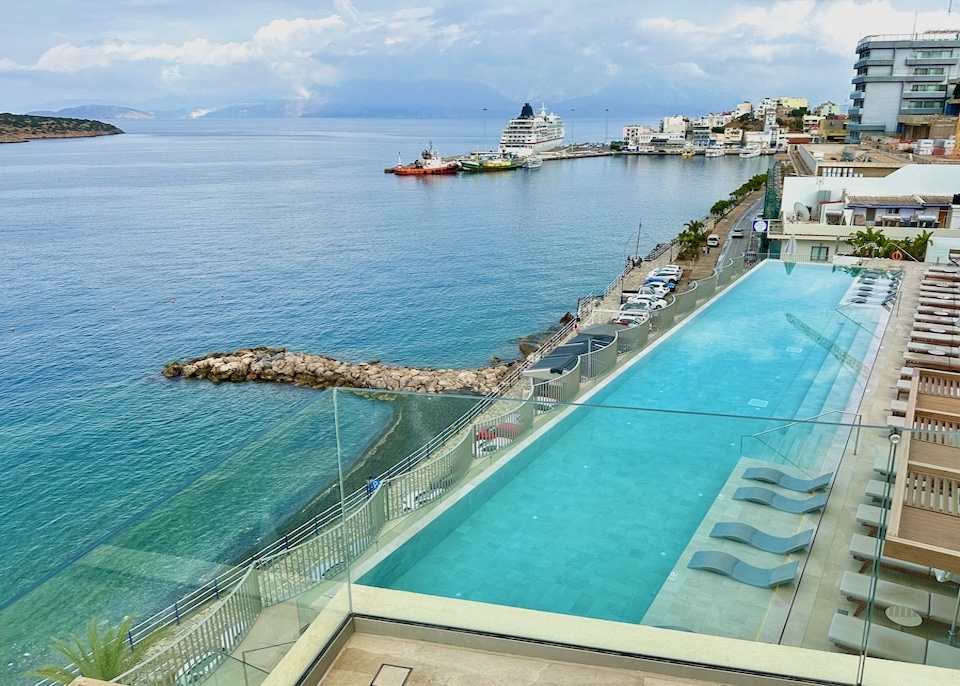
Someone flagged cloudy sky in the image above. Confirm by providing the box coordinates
[2,0,958,113]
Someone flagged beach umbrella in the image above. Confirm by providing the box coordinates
[782,234,799,262]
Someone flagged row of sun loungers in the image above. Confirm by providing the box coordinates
[829,613,960,667]
[685,467,830,588]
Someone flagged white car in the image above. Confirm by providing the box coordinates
[633,284,670,298]
[612,311,648,326]
[650,267,682,282]
[731,228,744,239]
[622,296,667,311]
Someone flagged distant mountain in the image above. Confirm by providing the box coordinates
[26,105,154,120]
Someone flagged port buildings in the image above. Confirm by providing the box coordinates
[848,31,960,141]
[622,98,834,150]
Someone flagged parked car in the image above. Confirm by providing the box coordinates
[707,235,720,247]
[632,284,670,298]
[622,296,667,311]
[650,266,682,282]
[612,311,648,326]
[644,276,677,291]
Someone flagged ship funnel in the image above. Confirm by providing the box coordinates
[519,103,534,118]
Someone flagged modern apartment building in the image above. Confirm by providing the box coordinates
[849,31,960,141]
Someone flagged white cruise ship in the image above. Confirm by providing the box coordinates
[499,103,565,154]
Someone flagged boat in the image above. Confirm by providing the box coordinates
[739,146,762,159]
[393,145,460,175]
[459,151,522,172]
[521,155,543,169]
[499,103,565,154]
[705,148,725,158]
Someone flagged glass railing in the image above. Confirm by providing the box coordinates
[327,389,960,686]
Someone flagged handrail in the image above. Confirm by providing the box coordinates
[740,410,863,466]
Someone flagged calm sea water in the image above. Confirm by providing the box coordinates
[0,117,766,681]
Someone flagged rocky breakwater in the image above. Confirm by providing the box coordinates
[162,346,514,394]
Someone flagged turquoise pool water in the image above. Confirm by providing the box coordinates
[359,262,887,623]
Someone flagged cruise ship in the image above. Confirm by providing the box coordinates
[499,103,565,154]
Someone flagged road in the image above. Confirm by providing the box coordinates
[718,197,766,265]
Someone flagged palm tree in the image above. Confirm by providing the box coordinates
[849,227,888,258]
[28,617,171,685]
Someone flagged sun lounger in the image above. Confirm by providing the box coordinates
[890,399,908,416]
[873,455,897,479]
[828,612,926,663]
[709,521,814,554]
[840,570,929,617]
[856,503,887,534]
[866,478,894,503]
[849,532,931,576]
[911,330,960,346]
[840,570,960,626]
[732,486,828,514]
[741,467,833,492]
[925,640,960,669]
[687,550,798,587]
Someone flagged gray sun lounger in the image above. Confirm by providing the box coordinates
[687,550,798,587]
[709,521,814,554]
[733,486,829,514]
[741,467,833,492]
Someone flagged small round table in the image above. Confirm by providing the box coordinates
[931,328,948,334]
[886,605,922,631]
[929,349,948,356]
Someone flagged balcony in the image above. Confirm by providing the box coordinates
[847,107,861,116]
[854,57,895,69]
[899,106,946,116]
[903,90,949,99]
[849,91,865,101]
[905,57,959,66]
[846,121,887,131]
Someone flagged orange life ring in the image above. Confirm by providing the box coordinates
[891,251,903,261]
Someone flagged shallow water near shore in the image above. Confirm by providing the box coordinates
[0,117,765,682]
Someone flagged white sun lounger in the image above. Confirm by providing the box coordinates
[866,479,894,503]
[828,612,926,663]
[840,570,929,617]
[856,503,888,534]
[840,571,960,625]
[873,455,897,479]
[849,533,932,576]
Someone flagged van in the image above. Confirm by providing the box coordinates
[706,235,720,247]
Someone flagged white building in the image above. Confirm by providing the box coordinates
[659,115,688,134]
[849,31,960,141]
[815,101,840,116]
[733,101,752,118]
[776,161,960,261]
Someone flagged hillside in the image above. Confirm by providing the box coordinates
[27,105,154,120]
[0,113,124,143]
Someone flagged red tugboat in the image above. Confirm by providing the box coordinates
[393,145,460,175]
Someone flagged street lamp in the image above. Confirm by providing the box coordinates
[569,108,575,145]
[482,107,488,149]
[605,108,610,145]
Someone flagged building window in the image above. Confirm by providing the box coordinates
[916,49,953,58]
[855,84,866,92]
[910,84,947,92]
[811,246,829,262]
[913,67,946,75]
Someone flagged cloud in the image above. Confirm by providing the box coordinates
[2,0,957,112]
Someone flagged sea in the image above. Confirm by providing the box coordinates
[0,116,767,682]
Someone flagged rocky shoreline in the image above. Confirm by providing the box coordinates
[163,346,514,394]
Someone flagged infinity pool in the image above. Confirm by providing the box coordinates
[359,262,889,623]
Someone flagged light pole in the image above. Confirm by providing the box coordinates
[605,108,610,145]
[482,107,488,149]
[569,109,575,146]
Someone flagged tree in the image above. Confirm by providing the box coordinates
[849,227,888,258]
[710,199,732,218]
[28,617,171,685]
